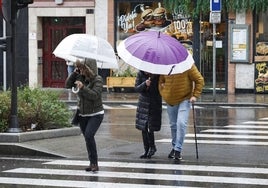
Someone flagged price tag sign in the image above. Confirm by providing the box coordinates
[210,12,221,23]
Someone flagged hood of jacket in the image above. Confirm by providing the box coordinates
[84,58,98,76]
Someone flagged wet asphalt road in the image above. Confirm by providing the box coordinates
[0,91,268,187]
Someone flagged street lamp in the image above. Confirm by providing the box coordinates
[1,0,34,133]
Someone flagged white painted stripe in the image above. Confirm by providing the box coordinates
[69,106,77,110]
[260,117,268,120]
[103,105,137,110]
[219,106,265,109]
[184,139,268,145]
[225,125,268,129]
[121,104,137,109]
[102,104,203,110]
[0,156,53,162]
[202,129,268,134]
[191,106,204,109]
[44,160,268,174]
[156,139,268,146]
[103,104,113,109]
[5,168,268,186]
[243,121,268,125]
[158,105,203,110]
[0,177,181,188]
[186,133,268,139]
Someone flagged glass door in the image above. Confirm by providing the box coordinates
[199,16,227,92]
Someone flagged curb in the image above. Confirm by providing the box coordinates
[0,127,81,143]
[0,127,81,157]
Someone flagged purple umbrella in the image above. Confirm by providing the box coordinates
[117,31,194,75]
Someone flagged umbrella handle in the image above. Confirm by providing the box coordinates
[72,86,80,94]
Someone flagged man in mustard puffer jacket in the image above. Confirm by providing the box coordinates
[159,64,204,161]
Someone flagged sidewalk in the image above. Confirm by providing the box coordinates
[1,91,268,165]
[63,89,268,106]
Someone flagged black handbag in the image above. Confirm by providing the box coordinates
[71,109,80,125]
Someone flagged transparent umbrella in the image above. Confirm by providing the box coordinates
[53,34,118,69]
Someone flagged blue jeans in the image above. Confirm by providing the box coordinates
[79,114,104,164]
[67,65,75,76]
[167,99,191,152]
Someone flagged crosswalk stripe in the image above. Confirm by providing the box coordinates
[103,104,113,109]
[121,104,137,108]
[225,125,268,129]
[202,129,268,134]
[186,133,268,139]
[219,106,265,109]
[243,121,268,125]
[4,168,268,186]
[156,138,268,145]
[184,139,268,145]
[44,160,268,174]
[89,104,204,110]
[0,177,183,188]
[157,117,268,146]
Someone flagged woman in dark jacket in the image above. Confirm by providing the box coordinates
[65,58,104,172]
[135,71,162,158]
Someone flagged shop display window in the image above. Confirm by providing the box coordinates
[254,10,268,93]
[115,0,227,91]
[115,1,193,45]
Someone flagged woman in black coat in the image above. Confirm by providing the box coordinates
[135,71,162,158]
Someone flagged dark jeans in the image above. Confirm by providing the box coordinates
[79,114,104,165]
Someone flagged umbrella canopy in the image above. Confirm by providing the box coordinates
[53,34,118,69]
[117,31,194,75]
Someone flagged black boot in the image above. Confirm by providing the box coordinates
[147,145,157,158]
[147,131,156,158]
[140,131,149,158]
[140,148,149,158]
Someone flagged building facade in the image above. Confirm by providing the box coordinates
[1,0,268,94]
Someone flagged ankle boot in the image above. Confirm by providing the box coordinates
[85,165,92,171]
[140,148,149,158]
[147,146,157,158]
[85,163,99,172]
[91,164,99,172]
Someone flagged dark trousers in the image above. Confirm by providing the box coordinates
[79,114,104,165]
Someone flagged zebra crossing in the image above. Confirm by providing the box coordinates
[1,158,268,187]
[157,116,268,146]
[11,104,265,187]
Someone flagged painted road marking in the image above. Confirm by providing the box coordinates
[186,133,268,139]
[0,177,183,188]
[3,159,268,187]
[4,168,268,186]
[243,121,268,125]
[44,160,268,174]
[225,125,268,129]
[156,138,268,146]
[202,129,268,134]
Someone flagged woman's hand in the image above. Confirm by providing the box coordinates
[145,77,151,87]
[75,81,84,89]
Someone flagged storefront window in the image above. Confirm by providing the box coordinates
[255,10,268,93]
[115,1,192,47]
[115,0,227,92]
